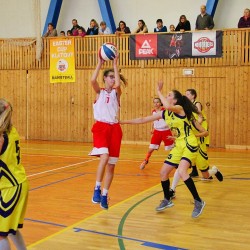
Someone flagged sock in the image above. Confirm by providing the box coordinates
[9,230,26,250]
[102,188,108,196]
[161,179,170,200]
[171,169,180,191]
[0,237,11,250]
[208,167,217,177]
[184,177,201,202]
[95,181,101,189]
[145,152,152,161]
[192,165,198,174]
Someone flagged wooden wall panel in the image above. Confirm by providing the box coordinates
[0,70,27,137]
[0,66,249,148]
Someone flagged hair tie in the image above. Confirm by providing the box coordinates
[5,104,9,110]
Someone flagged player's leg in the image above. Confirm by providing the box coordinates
[0,237,11,250]
[140,148,154,170]
[100,123,122,209]
[9,230,26,250]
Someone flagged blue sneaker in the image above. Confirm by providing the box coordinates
[92,187,101,204]
[100,195,109,210]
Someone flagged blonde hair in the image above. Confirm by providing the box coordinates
[0,98,12,135]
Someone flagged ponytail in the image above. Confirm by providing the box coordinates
[172,90,198,121]
[0,99,12,135]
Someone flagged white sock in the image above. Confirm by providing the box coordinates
[95,181,101,189]
[0,237,11,250]
[171,169,181,191]
[102,188,108,196]
[9,230,26,250]
[208,166,217,177]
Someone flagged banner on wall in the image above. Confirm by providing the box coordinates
[129,31,222,60]
[50,38,76,83]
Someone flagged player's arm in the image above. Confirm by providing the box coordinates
[91,57,104,94]
[156,81,184,114]
[120,112,162,125]
[113,53,121,97]
[195,102,204,124]
[0,134,4,154]
[193,120,209,137]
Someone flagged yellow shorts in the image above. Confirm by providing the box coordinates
[0,180,29,236]
[195,142,209,171]
[165,137,198,167]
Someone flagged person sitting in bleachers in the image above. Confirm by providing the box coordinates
[43,23,58,37]
[115,21,131,35]
[169,24,176,32]
[67,30,72,36]
[134,19,148,34]
[99,21,112,35]
[175,15,191,32]
[60,31,65,36]
[70,19,86,36]
[154,19,167,32]
[86,19,99,35]
[195,5,214,30]
[78,27,86,37]
[238,8,250,28]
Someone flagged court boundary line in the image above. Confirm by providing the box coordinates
[27,159,96,177]
[27,182,161,248]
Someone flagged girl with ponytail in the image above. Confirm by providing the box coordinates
[121,81,206,218]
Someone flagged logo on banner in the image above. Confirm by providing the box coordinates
[194,37,214,53]
[136,35,157,58]
[192,31,216,56]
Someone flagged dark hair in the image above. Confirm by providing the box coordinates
[72,19,77,22]
[172,90,198,120]
[103,69,127,87]
[119,21,126,27]
[48,22,54,28]
[78,27,84,32]
[179,15,187,24]
[60,31,65,34]
[186,88,197,99]
[67,30,72,35]
[154,97,163,106]
[156,19,163,23]
[138,19,145,26]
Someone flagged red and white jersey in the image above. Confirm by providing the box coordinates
[152,108,169,131]
[93,88,119,124]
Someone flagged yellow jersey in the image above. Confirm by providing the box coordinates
[0,127,27,189]
[162,110,198,149]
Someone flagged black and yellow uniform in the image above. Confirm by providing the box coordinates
[162,110,198,167]
[194,100,210,146]
[0,127,29,236]
[191,120,209,171]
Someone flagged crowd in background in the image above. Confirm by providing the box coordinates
[43,6,250,37]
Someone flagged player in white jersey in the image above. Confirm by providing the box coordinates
[89,54,127,209]
[140,98,174,170]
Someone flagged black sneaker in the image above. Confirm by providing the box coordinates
[212,166,223,182]
[190,171,199,177]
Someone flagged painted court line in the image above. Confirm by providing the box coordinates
[27,159,96,178]
[26,218,186,250]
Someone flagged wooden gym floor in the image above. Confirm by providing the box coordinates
[16,140,250,250]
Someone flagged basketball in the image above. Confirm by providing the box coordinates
[99,43,117,61]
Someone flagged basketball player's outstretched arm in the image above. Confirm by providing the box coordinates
[157,81,184,115]
[120,112,162,125]
[91,57,104,94]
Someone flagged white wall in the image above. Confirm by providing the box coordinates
[0,0,249,38]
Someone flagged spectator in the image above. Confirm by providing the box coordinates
[238,8,250,28]
[175,15,191,32]
[71,19,86,36]
[78,27,86,37]
[67,30,72,36]
[86,19,99,35]
[169,24,176,32]
[43,23,57,37]
[115,21,131,34]
[60,31,65,36]
[134,19,148,34]
[154,19,167,32]
[195,5,214,30]
[99,21,111,35]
